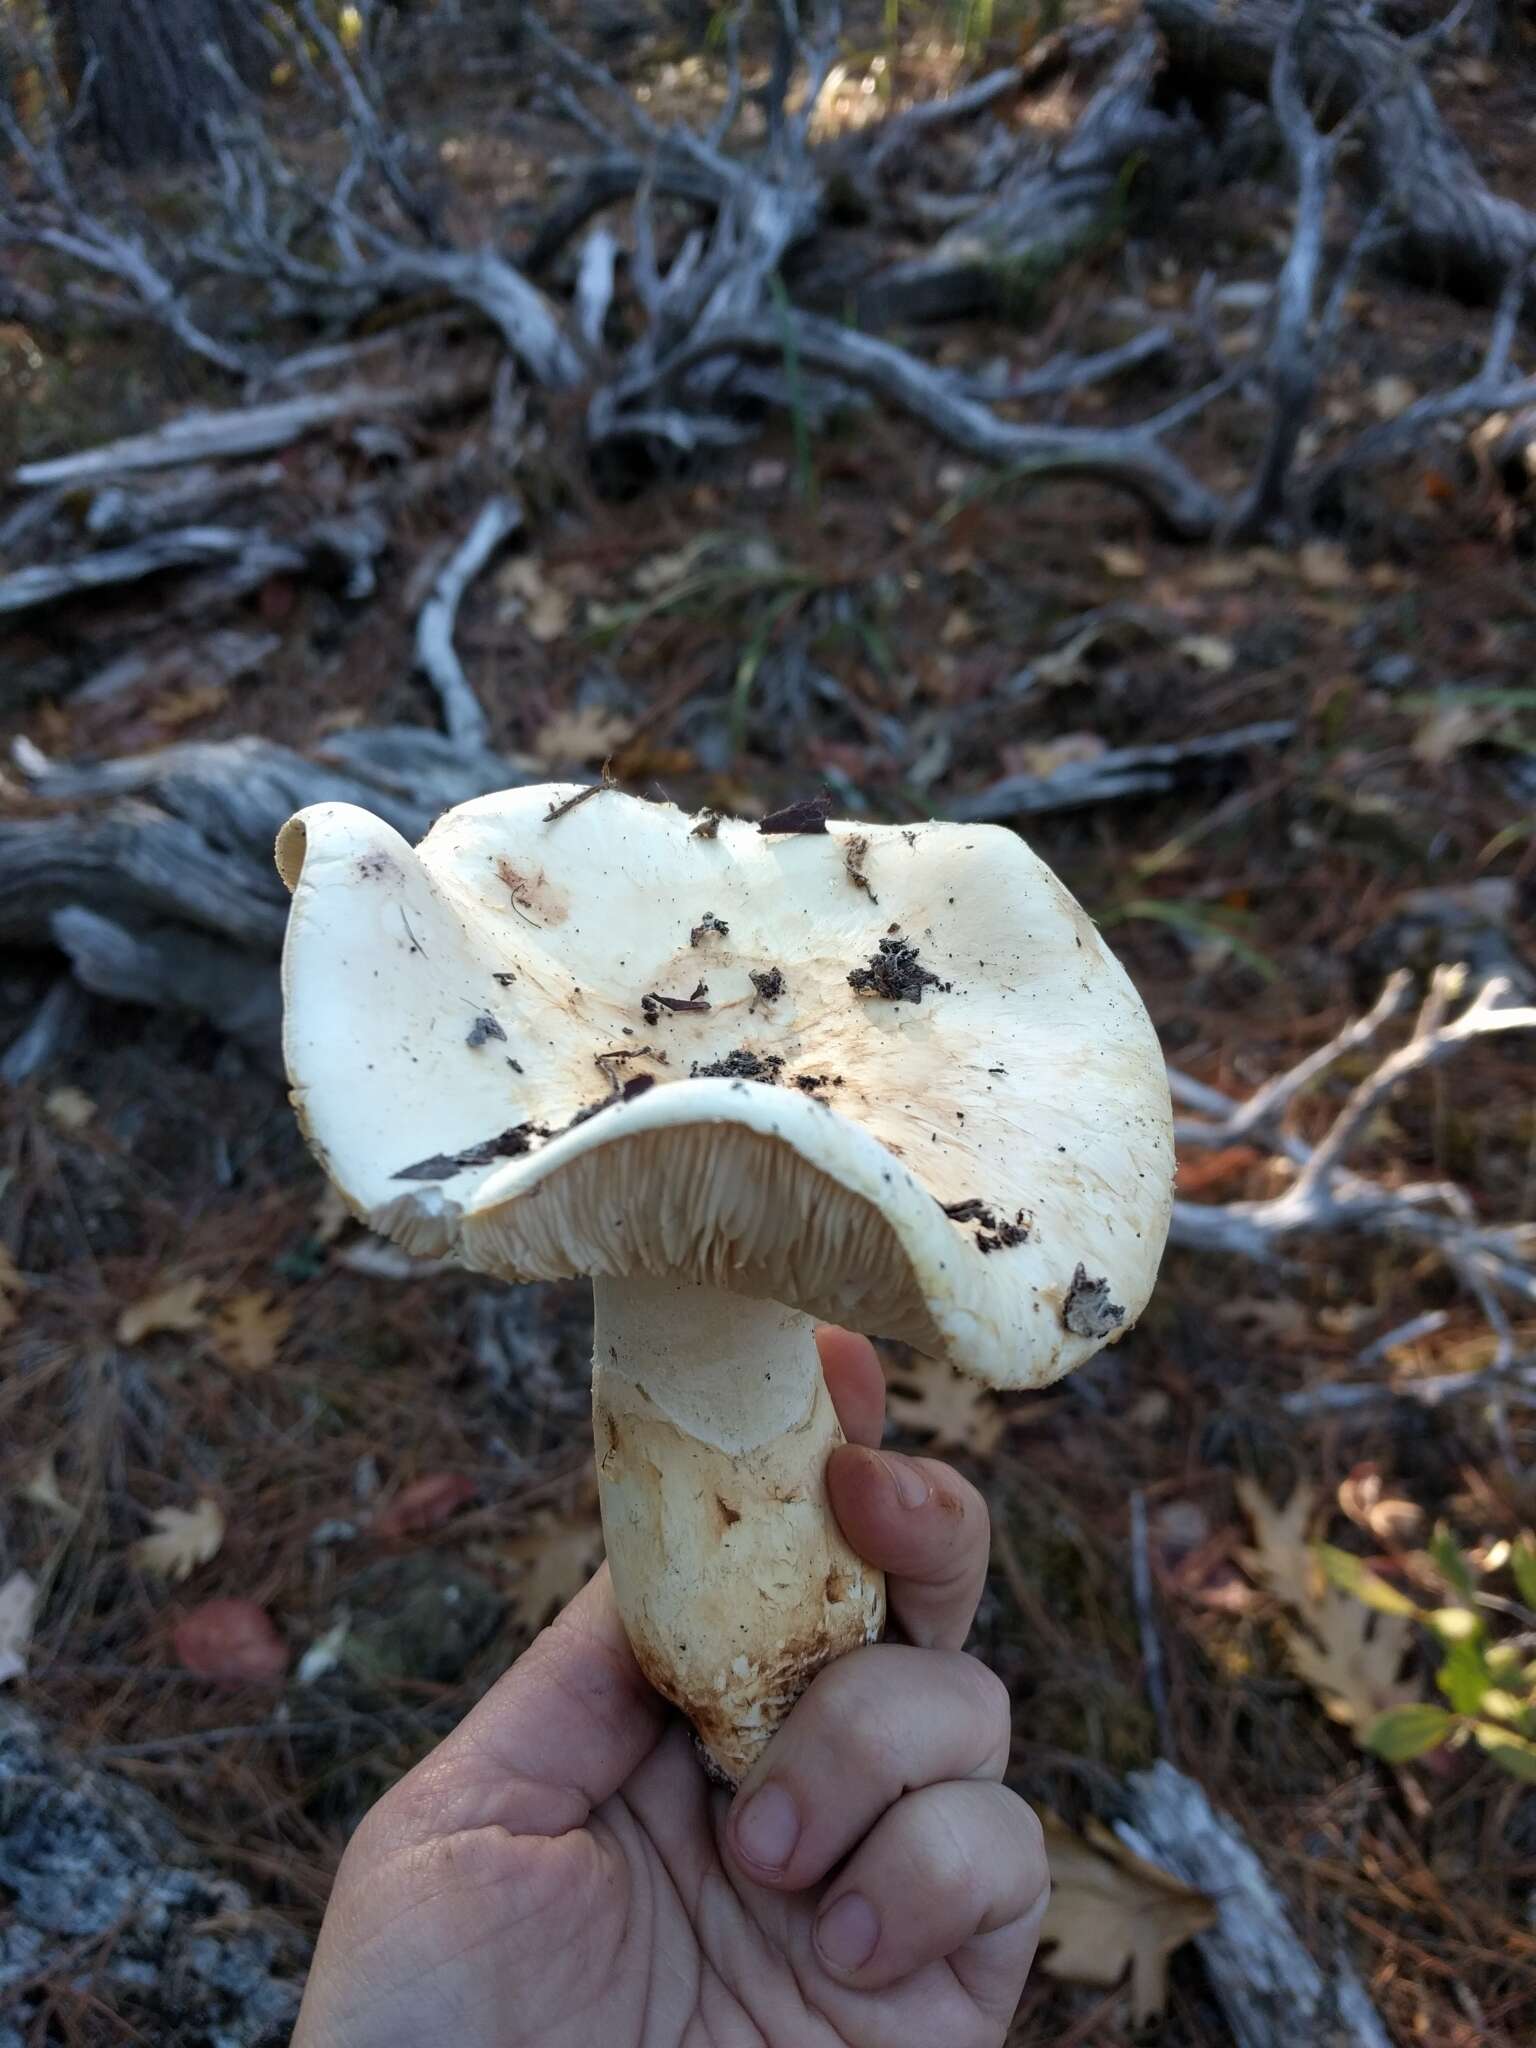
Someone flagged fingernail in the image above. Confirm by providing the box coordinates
[733,1782,799,1873]
[816,1892,880,1973]
[878,1450,930,1510]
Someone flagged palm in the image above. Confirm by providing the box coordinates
[293,1337,1044,2048]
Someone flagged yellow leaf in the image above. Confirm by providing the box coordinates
[1097,544,1147,579]
[534,706,634,766]
[117,1277,208,1345]
[210,1292,292,1373]
[1238,1481,1416,1731]
[886,1354,1008,1457]
[504,1505,605,1633]
[44,1086,96,1132]
[1038,1813,1216,2023]
[132,1498,226,1581]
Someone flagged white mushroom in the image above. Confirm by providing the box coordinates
[275,786,1174,1780]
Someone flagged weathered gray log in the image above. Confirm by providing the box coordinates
[1150,0,1536,302]
[52,906,283,1059]
[947,720,1296,820]
[1,730,538,1044]
[0,803,289,951]
[0,1703,304,2047]
[0,527,302,618]
[860,33,1201,323]
[0,978,88,1086]
[1122,1762,1393,2048]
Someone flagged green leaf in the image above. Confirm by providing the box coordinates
[1473,1725,1536,1782]
[1429,1524,1477,1601]
[1317,1544,1421,1617]
[1511,1536,1536,1612]
[1436,1636,1495,1716]
[1364,1704,1457,1763]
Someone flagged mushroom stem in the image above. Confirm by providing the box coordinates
[592,1273,886,1783]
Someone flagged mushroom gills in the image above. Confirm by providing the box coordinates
[592,1272,885,1783]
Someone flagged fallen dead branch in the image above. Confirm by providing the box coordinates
[1151,0,1536,303]
[1171,967,1536,1383]
[948,721,1295,821]
[10,386,425,490]
[1122,1762,1393,2048]
[415,495,524,751]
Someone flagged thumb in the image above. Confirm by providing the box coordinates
[397,1563,670,1842]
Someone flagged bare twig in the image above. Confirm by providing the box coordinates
[1130,1491,1173,1754]
[415,496,524,750]
[1171,969,1536,1356]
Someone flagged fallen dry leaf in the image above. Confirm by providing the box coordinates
[505,1505,605,1631]
[133,1498,226,1581]
[117,1276,208,1345]
[174,1598,288,1683]
[20,1454,75,1523]
[1038,1813,1216,2023]
[1297,540,1351,590]
[374,1471,479,1539]
[534,705,634,766]
[1237,1480,1415,1730]
[886,1354,1007,1457]
[1174,1144,1262,1198]
[497,554,572,641]
[153,680,229,727]
[1002,733,1106,780]
[0,1570,38,1685]
[209,1291,292,1373]
[1097,543,1147,579]
[1370,374,1417,422]
[44,1085,96,1132]
[1174,633,1236,673]
[1338,1465,1424,1546]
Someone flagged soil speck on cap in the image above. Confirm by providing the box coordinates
[842,833,877,902]
[492,971,516,986]
[749,967,786,1009]
[1063,1264,1125,1338]
[848,934,950,1003]
[690,912,730,945]
[759,794,831,835]
[566,1072,656,1129]
[393,1121,550,1180]
[793,1073,842,1097]
[691,1049,784,1083]
[941,1198,1030,1253]
[691,807,722,839]
[543,781,609,825]
[595,1044,666,1088]
[465,1013,507,1048]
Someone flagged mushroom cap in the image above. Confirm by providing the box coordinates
[276,786,1173,1389]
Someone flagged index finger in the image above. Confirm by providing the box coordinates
[816,1331,991,1652]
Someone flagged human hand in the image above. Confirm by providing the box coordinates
[291,1329,1047,2048]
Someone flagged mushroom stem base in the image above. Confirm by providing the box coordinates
[592,1273,885,1784]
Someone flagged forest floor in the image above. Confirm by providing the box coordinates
[3,6,1536,2044]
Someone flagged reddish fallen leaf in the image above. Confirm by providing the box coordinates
[174,1599,288,1683]
[1174,1145,1262,1198]
[374,1472,478,1538]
